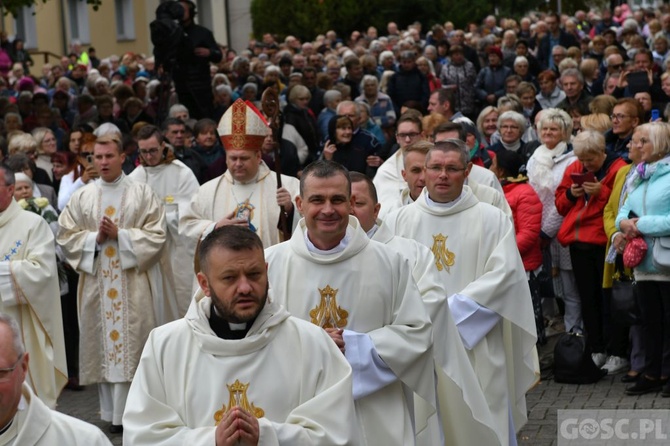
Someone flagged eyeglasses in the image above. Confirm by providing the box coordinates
[630,137,650,147]
[0,353,23,382]
[397,132,421,139]
[610,114,630,121]
[139,148,160,156]
[426,165,467,175]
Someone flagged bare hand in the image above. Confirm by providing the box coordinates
[613,233,627,254]
[570,183,585,197]
[276,187,293,212]
[325,328,345,354]
[215,407,260,446]
[620,218,641,238]
[194,47,211,58]
[82,165,98,183]
[366,155,382,167]
[617,70,628,89]
[582,181,602,196]
[323,140,336,161]
[100,216,119,240]
[215,210,250,229]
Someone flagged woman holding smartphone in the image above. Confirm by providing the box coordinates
[555,130,626,367]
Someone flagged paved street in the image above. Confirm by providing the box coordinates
[55,369,669,446]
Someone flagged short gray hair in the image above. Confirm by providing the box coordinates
[560,67,584,85]
[0,165,15,186]
[0,313,25,357]
[537,108,573,142]
[497,111,527,133]
[428,138,469,167]
[572,130,605,157]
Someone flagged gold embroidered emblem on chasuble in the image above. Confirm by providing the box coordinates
[309,285,349,329]
[431,233,456,272]
[213,379,265,425]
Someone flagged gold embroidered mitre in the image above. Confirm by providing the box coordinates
[218,99,270,151]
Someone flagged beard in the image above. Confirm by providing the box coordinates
[211,282,268,324]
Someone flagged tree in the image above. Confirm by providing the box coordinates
[0,0,103,16]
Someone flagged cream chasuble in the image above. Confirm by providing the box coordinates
[372,221,498,445]
[57,175,166,385]
[387,187,539,446]
[0,199,67,409]
[180,161,301,249]
[265,218,435,446]
[1,383,112,446]
[129,160,200,322]
[122,293,360,445]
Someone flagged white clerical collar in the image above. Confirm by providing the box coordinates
[425,190,464,208]
[366,224,379,239]
[305,226,353,255]
[101,173,125,185]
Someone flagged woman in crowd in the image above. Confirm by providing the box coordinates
[32,127,58,182]
[440,45,477,119]
[284,84,319,166]
[536,70,566,109]
[490,150,545,344]
[526,109,581,336]
[358,101,386,146]
[556,130,627,368]
[50,151,78,194]
[58,133,97,210]
[476,105,499,147]
[603,125,645,380]
[416,56,441,92]
[488,110,527,155]
[616,122,670,396]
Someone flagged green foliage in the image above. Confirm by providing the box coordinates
[2,0,103,16]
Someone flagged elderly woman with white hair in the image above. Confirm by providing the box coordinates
[355,74,396,137]
[556,129,627,369]
[527,108,583,336]
[488,110,529,156]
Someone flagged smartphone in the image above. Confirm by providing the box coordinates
[570,172,596,185]
[86,154,94,164]
[627,71,650,94]
[628,210,639,219]
[651,109,660,121]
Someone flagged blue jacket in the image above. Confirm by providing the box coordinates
[616,162,670,274]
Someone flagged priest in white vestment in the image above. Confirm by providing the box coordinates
[350,172,499,445]
[265,160,436,446]
[181,99,301,251]
[0,166,67,409]
[57,133,167,432]
[387,140,539,446]
[0,313,112,445]
[123,226,360,445]
[130,125,200,322]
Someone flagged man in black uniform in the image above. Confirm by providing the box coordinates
[174,0,222,120]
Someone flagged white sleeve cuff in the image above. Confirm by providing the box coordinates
[343,329,397,400]
[448,294,501,350]
[117,230,138,270]
[0,261,15,305]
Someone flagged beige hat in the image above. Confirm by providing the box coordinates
[218,99,269,151]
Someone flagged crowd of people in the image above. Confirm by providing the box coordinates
[1,0,670,444]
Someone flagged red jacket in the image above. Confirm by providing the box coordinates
[555,155,627,246]
[503,181,543,271]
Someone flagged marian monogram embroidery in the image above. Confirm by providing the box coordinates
[213,379,265,425]
[431,233,455,273]
[309,285,348,328]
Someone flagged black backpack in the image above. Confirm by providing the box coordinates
[553,330,607,384]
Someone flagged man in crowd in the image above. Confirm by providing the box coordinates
[58,133,167,433]
[0,165,67,409]
[181,99,301,249]
[606,98,643,161]
[537,12,578,70]
[0,313,112,445]
[387,51,430,115]
[427,89,471,123]
[378,140,430,218]
[265,160,435,445]
[557,68,592,114]
[162,117,207,184]
[387,140,538,445]
[130,125,200,322]
[123,226,360,445]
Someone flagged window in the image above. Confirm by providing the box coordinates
[115,0,135,41]
[13,6,37,50]
[67,0,90,44]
